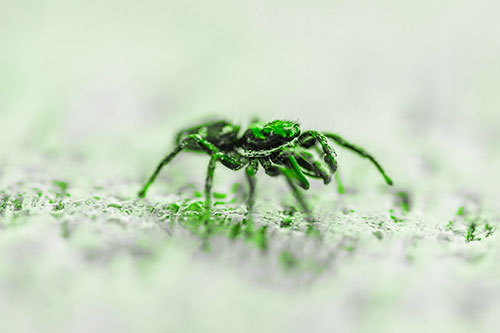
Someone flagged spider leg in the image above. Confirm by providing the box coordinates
[272,150,310,190]
[259,157,281,176]
[281,167,313,222]
[259,157,313,222]
[335,172,345,194]
[245,159,259,214]
[286,155,310,190]
[138,134,230,198]
[204,154,219,212]
[138,145,184,198]
[299,131,338,174]
[293,147,331,185]
[322,132,393,186]
[205,152,247,212]
[294,146,344,194]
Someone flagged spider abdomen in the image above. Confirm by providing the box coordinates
[175,120,240,151]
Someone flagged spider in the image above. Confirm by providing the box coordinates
[138,119,393,220]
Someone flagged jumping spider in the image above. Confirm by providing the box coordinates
[138,119,393,220]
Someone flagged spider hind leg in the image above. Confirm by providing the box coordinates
[138,134,246,212]
[245,159,259,214]
[138,145,183,198]
[138,134,219,198]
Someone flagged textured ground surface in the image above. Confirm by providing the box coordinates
[2,1,500,332]
[1,133,499,332]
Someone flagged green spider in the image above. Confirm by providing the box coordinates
[138,119,393,219]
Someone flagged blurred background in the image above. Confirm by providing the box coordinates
[2,2,500,332]
[1,0,499,196]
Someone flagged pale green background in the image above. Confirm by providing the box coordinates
[1,1,500,332]
[2,0,499,194]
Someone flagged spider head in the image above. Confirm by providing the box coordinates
[240,120,301,151]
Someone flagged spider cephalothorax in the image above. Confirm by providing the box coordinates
[138,119,393,221]
[239,120,301,153]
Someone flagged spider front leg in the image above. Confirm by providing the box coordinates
[281,168,313,221]
[138,134,219,198]
[272,149,311,190]
[259,157,313,222]
[138,145,184,198]
[322,132,393,186]
[299,130,338,174]
[288,146,332,185]
[298,131,346,193]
